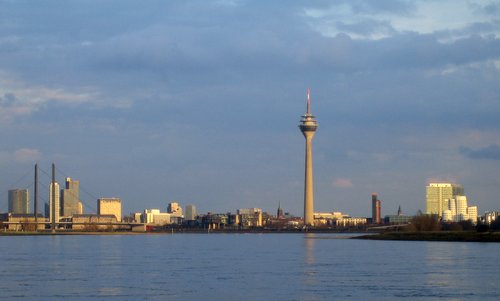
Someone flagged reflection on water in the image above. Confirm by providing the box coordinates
[422,242,495,298]
[303,233,317,287]
[0,234,499,300]
[304,233,316,265]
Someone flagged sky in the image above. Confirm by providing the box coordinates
[1,0,499,217]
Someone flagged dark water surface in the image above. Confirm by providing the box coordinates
[0,233,499,300]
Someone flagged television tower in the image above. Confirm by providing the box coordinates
[299,88,318,226]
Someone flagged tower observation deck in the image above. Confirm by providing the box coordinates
[299,88,318,227]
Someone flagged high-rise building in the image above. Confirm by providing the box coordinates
[299,88,318,226]
[376,200,381,224]
[61,177,80,217]
[456,195,468,221]
[442,196,479,224]
[97,198,122,222]
[426,183,464,217]
[8,189,30,214]
[371,193,381,224]
[468,206,478,225]
[49,182,60,223]
[185,205,197,221]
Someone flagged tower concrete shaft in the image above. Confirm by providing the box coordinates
[299,89,318,226]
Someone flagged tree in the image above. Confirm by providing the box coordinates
[406,215,441,232]
[490,219,500,231]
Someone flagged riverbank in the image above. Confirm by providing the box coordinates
[0,231,146,236]
[0,228,366,236]
[355,231,500,242]
[5,229,499,241]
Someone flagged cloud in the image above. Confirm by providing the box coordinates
[0,0,499,216]
[460,144,500,160]
[335,19,397,39]
[0,148,42,165]
[333,178,354,188]
[13,148,42,163]
[0,72,97,123]
[304,0,500,44]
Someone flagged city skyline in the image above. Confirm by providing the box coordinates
[1,1,500,216]
[0,163,491,223]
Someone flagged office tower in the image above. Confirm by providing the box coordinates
[49,182,60,223]
[299,88,318,226]
[8,189,29,214]
[97,198,122,222]
[371,193,381,224]
[456,195,468,221]
[376,200,381,224]
[467,206,478,225]
[426,183,464,217]
[185,205,197,221]
[167,202,183,216]
[61,177,80,217]
[442,195,478,224]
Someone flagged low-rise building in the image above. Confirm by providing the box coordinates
[72,214,118,231]
[237,208,262,227]
[313,212,347,226]
[384,215,412,224]
[199,213,230,229]
[483,211,500,225]
[142,209,171,225]
[133,212,142,223]
[335,217,367,227]
[0,213,45,231]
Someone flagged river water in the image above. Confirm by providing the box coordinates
[0,233,499,300]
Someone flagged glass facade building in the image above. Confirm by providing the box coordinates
[8,189,29,214]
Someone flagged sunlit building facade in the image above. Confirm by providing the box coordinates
[442,195,478,224]
[167,202,183,217]
[97,198,122,222]
[426,183,464,217]
[237,208,263,227]
[49,182,60,222]
[142,209,171,225]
